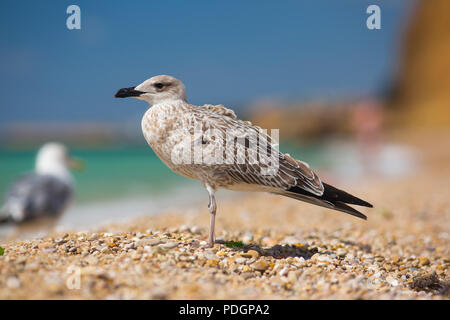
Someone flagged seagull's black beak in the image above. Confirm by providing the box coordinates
[114,87,145,98]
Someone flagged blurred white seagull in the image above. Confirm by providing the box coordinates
[0,143,82,229]
[115,75,372,247]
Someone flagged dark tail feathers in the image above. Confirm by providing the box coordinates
[284,183,372,220]
[321,183,373,208]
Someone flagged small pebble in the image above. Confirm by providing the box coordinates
[251,259,269,271]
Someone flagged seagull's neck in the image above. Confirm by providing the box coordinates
[150,98,187,107]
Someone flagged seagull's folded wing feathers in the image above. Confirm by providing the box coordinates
[195,105,324,196]
[195,104,371,219]
[201,104,237,119]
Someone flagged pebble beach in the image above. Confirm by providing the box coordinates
[0,133,449,300]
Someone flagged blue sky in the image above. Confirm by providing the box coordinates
[0,0,412,125]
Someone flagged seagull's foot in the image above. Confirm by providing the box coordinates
[207,233,215,248]
[206,240,215,248]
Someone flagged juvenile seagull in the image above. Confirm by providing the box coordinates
[0,143,81,226]
[115,75,372,247]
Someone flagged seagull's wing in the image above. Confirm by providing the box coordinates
[193,105,324,196]
[193,105,372,219]
[1,173,72,224]
[201,104,237,119]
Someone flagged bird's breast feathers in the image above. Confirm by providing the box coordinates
[141,101,240,183]
[141,101,199,176]
[142,101,184,146]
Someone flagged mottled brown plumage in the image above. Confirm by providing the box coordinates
[115,75,372,247]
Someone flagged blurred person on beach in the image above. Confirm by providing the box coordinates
[351,99,385,175]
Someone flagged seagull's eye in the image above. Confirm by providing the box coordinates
[154,83,164,89]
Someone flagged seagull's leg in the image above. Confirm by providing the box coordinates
[206,184,217,248]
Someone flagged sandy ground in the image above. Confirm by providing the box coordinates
[0,131,449,299]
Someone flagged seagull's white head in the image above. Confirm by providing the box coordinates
[35,143,82,182]
[115,75,187,105]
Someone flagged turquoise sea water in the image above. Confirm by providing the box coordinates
[0,142,414,236]
[0,143,330,234]
[0,147,186,204]
[0,143,328,205]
